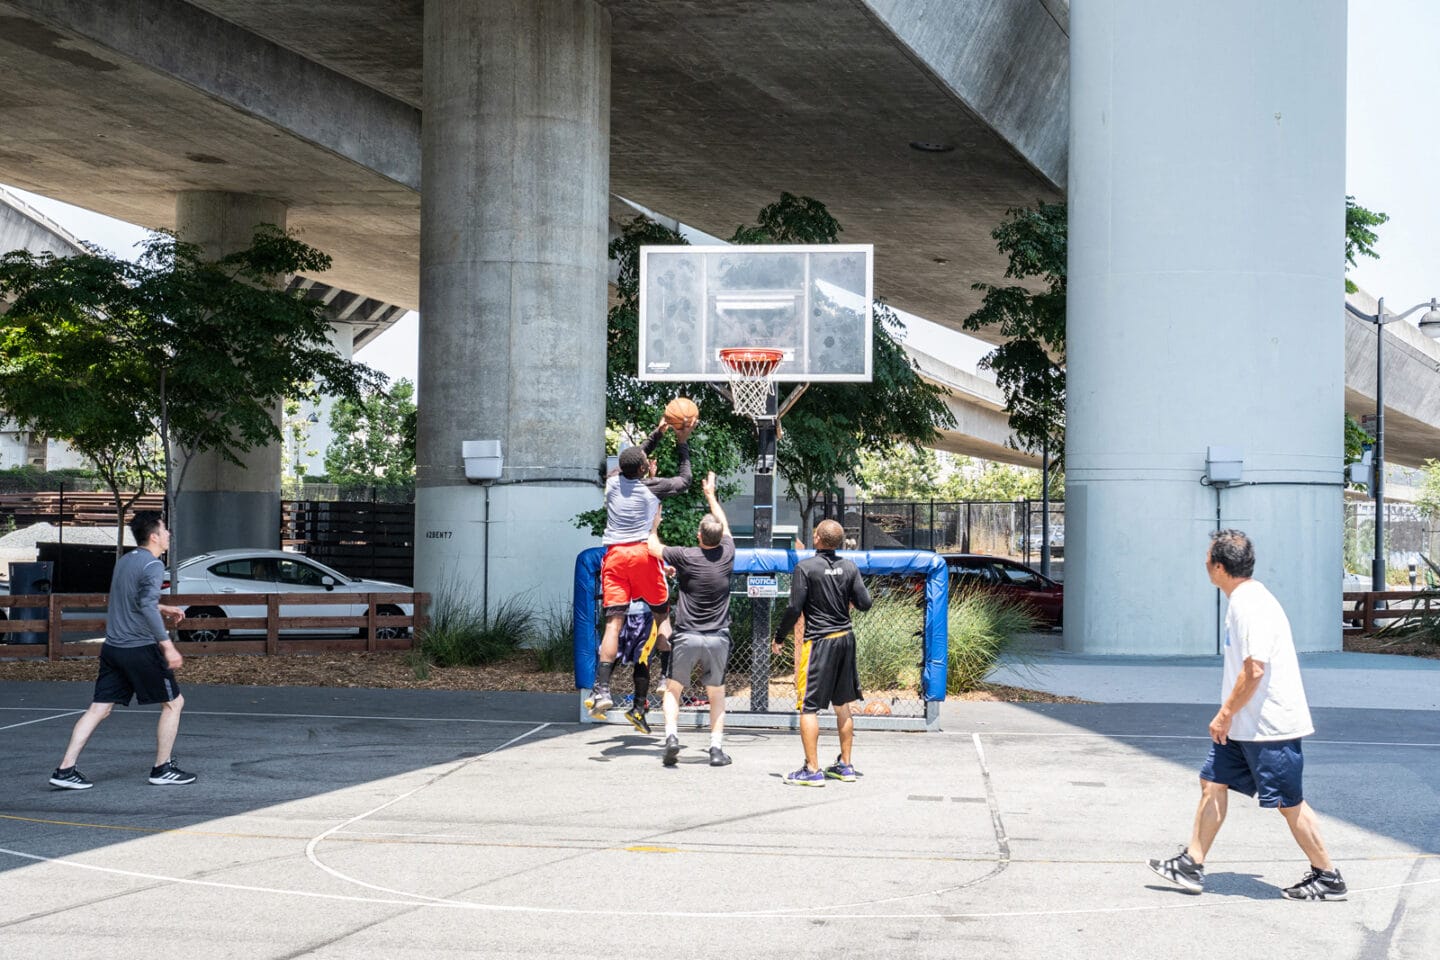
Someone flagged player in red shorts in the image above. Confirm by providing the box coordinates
[587,417,692,721]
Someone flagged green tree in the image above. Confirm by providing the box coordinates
[1345,196,1388,295]
[1417,458,1440,522]
[962,202,1066,458]
[857,443,943,501]
[324,378,418,489]
[0,227,383,578]
[937,457,1056,502]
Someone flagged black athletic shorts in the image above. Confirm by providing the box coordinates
[796,630,861,714]
[93,643,181,705]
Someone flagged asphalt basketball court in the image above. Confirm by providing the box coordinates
[2,678,1436,958]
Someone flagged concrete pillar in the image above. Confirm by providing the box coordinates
[173,191,288,555]
[1065,2,1347,654]
[416,1,610,611]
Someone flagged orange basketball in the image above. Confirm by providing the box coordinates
[663,396,700,430]
[862,700,892,716]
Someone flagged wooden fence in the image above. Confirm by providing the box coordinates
[283,499,415,586]
[1344,590,1439,636]
[0,491,166,528]
[0,591,428,660]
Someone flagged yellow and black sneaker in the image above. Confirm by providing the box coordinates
[624,706,652,734]
[584,688,613,720]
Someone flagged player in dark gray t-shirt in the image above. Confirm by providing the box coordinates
[48,512,197,790]
[647,471,735,767]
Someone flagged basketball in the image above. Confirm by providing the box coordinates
[862,700,892,716]
[663,396,699,430]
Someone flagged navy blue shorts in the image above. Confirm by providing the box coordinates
[1199,738,1304,808]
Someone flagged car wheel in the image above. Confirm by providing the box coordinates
[180,606,229,643]
[368,604,409,640]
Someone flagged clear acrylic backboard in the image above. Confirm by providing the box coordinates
[637,244,873,383]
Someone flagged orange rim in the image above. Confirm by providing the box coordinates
[718,347,785,375]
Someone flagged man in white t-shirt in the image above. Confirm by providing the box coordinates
[1148,529,1346,900]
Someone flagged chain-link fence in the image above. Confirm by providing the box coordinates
[574,548,948,730]
[848,499,1065,570]
[1345,500,1439,586]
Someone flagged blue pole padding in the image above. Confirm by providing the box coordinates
[572,547,605,689]
[571,547,949,699]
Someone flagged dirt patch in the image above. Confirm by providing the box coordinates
[0,651,1081,702]
[1344,634,1440,661]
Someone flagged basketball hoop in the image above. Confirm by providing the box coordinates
[718,347,785,420]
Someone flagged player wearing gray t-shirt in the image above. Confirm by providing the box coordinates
[49,512,197,790]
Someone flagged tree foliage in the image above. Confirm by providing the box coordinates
[325,378,417,488]
[0,226,384,568]
[1345,196,1388,295]
[961,202,1066,458]
[1417,458,1440,523]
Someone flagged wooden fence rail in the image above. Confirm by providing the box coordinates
[1343,590,1440,636]
[0,592,429,661]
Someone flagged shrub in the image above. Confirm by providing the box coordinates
[852,594,924,693]
[946,586,1037,693]
[417,587,535,667]
[533,605,575,674]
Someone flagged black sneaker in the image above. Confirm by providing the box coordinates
[1147,846,1204,894]
[148,759,197,786]
[708,746,732,767]
[662,735,681,767]
[1282,866,1347,901]
[49,766,93,790]
[624,707,652,734]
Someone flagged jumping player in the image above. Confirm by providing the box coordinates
[587,416,693,721]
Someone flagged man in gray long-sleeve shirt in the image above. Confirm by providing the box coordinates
[49,512,197,790]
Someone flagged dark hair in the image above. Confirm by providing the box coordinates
[618,446,648,479]
[698,514,724,547]
[813,519,845,550]
[130,510,165,547]
[1208,528,1254,578]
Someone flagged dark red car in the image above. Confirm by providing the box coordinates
[941,553,1063,628]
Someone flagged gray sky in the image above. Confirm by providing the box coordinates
[7,2,1431,393]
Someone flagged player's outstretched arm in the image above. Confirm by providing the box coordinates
[702,471,731,539]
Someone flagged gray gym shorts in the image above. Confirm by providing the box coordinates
[668,630,730,687]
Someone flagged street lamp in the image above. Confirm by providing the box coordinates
[1343,296,1440,593]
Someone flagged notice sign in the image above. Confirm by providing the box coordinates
[746,575,778,598]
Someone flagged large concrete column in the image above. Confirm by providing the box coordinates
[174,191,288,555]
[1066,2,1347,654]
[416,1,610,611]
[289,321,355,480]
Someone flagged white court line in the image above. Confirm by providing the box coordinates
[0,711,80,732]
[3,841,1436,920]
[303,722,551,901]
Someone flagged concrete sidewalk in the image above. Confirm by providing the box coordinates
[986,637,1440,711]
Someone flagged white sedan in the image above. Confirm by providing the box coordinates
[172,549,414,641]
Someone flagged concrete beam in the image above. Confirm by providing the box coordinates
[5,0,420,190]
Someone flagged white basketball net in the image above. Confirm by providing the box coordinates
[719,349,784,420]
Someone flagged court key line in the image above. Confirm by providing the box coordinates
[0,711,80,732]
[4,841,1437,921]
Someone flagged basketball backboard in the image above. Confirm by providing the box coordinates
[637,244,873,382]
